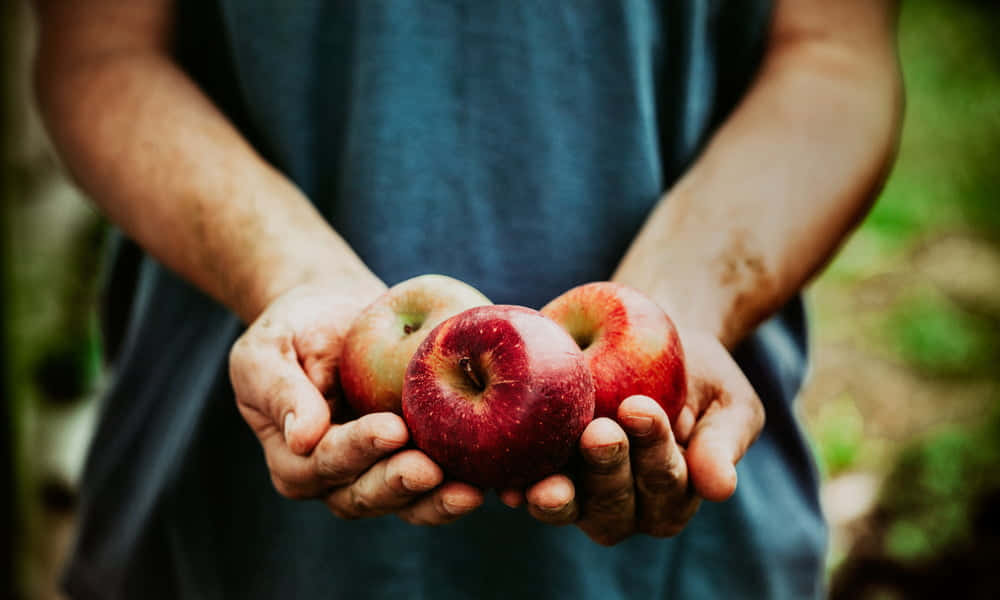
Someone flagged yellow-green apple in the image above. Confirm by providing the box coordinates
[402,305,596,489]
[541,282,686,422]
[340,274,491,415]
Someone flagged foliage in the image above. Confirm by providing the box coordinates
[883,292,998,377]
[812,393,867,477]
[826,0,1000,282]
[880,412,1000,561]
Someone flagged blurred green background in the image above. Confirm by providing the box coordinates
[3,0,999,598]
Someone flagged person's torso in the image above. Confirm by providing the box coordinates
[66,2,827,598]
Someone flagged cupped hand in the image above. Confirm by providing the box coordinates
[508,329,764,545]
[229,283,484,525]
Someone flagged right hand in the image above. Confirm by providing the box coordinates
[229,282,485,525]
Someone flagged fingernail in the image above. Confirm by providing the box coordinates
[401,476,431,493]
[539,502,568,513]
[589,443,623,464]
[373,436,404,451]
[284,413,296,441]
[443,499,473,516]
[500,492,523,509]
[622,415,653,436]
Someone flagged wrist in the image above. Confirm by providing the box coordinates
[224,177,386,322]
[245,259,385,324]
[612,188,779,350]
[615,273,779,351]
[616,279,729,347]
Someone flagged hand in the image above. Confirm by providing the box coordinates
[509,330,764,545]
[229,282,484,525]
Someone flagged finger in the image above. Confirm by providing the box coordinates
[525,474,578,525]
[260,412,408,499]
[396,482,485,526]
[577,418,635,546]
[685,368,765,502]
[673,405,696,446]
[324,449,442,519]
[230,328,331,456]
[619,396,698,536]
[258,429,329,499]
[312,412,410,484]
[499,489,525,508]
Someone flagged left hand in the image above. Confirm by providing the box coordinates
[502,329,765,545]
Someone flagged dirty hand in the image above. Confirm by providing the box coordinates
[229,283,484,525]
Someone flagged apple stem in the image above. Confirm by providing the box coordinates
[403,324,414,335]
[459,357,485,391]
[573,332,593,351]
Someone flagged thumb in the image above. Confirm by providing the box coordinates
[231,335,332,456]
[275,365,332,455]
[684,368,764,502]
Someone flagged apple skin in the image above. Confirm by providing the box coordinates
[402,305,596,489]
[540,282,686,422]
[341,274,491,416]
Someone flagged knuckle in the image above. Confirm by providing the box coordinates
[229,335,252,368]
[228,339,257,397]
[636,472,681,497]
[316,459,354,486]
[270,474,306,500]
[283,467,313,489]
[588,487,633,515]
[272,468,314,490]
[273,456,315,489]
[316,433,334,456]
[314,438,355,483]
[328,502,361,521]
[646,522,684,539]
[316,432,342,459]
[348,487,377,517]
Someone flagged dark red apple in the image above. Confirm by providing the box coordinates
[541,282,686,422]
[402,305,596,489]
[341,274,491,415]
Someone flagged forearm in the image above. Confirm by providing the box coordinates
[34,3,382,322]
[614,1,902,348]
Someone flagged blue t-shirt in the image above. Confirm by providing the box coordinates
[65,2,827,598]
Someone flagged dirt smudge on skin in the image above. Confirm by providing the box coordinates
[715,230,776,345]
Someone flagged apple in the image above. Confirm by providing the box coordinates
[402,305,596,489]
[340,274,491,415]
[540,282,686,422]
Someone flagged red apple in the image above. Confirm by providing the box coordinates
[541,282,686,422]
[402,305,596,489]
[341,274,491,415]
